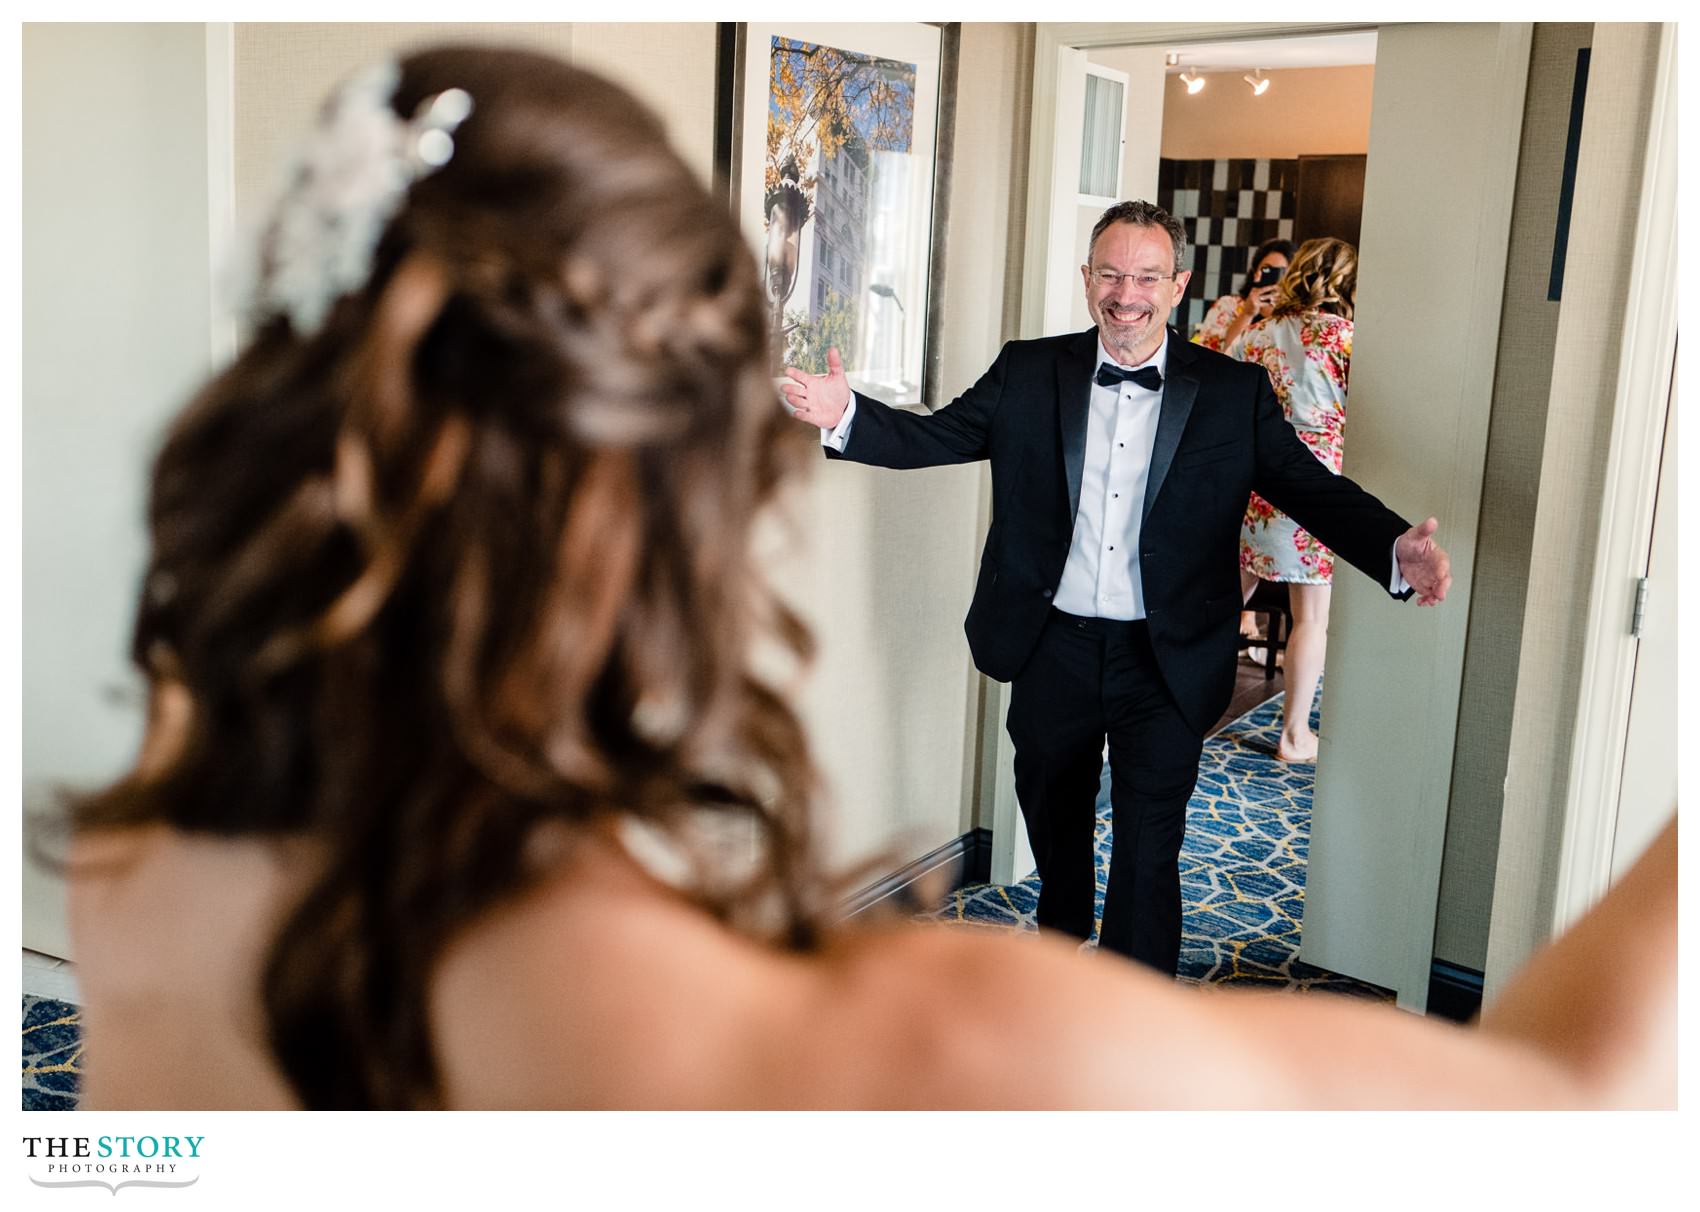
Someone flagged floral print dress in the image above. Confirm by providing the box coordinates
[1233,311,1352,584]
[1190,294,1243,352]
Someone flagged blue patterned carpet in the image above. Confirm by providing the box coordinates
[22,995,81,1110]
[925,689,1391,999]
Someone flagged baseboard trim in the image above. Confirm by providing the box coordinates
[1427,960,1485,1023]
[841,828,993,919]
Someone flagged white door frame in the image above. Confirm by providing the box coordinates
[1544,21,1677,929]
[1486,23,1678,991]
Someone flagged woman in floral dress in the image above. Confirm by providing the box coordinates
[1191,237,1295,354]
[1233,237,1356,764]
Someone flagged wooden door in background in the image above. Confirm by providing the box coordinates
[1296,154,1367,247]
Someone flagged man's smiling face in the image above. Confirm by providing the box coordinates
[1081,221,1191,365]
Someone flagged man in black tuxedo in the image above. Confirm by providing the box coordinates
[781,200,1451,975]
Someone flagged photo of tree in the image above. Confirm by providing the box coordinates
[760,37,918,382]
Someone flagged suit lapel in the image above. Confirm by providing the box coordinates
[1058,329,1097,521]
[1142,328,1199,523]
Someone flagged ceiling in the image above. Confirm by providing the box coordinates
[1163,31,1378,74]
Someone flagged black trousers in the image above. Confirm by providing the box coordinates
[1006,609,1204,975]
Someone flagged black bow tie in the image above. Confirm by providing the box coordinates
[1096,362,1163,391]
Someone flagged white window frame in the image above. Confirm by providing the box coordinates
[1076,62,1129,208]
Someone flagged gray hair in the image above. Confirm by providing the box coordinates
[1088,200,1188,273]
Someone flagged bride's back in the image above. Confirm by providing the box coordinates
[68,821,1140,1110]
[63,45,831,1110]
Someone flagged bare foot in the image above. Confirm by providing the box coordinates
[1276,737,1318,764]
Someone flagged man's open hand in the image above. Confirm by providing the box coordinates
[779,346,852,430]
[1396,516,1452,606]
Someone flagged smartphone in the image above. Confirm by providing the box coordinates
[1251,264,1284,289]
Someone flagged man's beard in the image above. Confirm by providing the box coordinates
[1100,308,1154,360]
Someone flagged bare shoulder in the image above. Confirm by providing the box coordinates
[429,828,822,1108]
[802,924,1272,1108]
[425,836,1197,1108]
[428,834,1595,1110]
[430,858,1292,1109]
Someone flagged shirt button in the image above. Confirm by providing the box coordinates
[1108,546,1115,552]
[1113,492,1119,498]
[1042,588,1053,599]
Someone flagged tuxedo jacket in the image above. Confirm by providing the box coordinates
[827,326,1411,736]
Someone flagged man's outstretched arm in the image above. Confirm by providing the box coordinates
[1247,369,1452,603]
[780,344,1010,470]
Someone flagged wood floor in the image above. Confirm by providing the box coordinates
[1210,652,1284,736]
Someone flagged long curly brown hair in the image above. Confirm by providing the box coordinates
[66,45,827,1108]
[1270,236,1357,321]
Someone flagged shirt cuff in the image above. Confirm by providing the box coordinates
[821,394,858,452]
[1389,537,1410,595]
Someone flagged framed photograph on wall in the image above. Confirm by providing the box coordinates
[719,22,956,408]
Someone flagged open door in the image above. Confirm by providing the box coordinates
[990,41,1098,884]
[1611,373,1675,882]
[1297,24,1533,1009]
[1041,46,1090,335]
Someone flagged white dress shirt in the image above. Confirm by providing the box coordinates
[1051,336,1165,619]
[822,336,1411,606]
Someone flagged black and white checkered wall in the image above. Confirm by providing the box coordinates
[1159,158,1299,337]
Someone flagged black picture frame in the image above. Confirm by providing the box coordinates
[716,22,959,410]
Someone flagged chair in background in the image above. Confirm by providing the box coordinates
[1239,579,1292,680]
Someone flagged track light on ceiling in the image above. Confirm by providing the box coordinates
[1179,68,1205,95]
[1244,68,1271,96]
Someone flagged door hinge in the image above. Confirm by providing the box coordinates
[1631,577,1650,638]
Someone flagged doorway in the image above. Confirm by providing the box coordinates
[999,23,1532,1012]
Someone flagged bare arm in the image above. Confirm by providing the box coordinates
[437,816,1675,1108]
[827,818,1676,1109]
[1478,817,1677,1107]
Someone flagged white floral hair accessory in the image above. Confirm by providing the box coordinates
[253,60,474,335]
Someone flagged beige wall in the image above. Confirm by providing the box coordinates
[23,23,217,956]
[234,24,716,227]
[231,23,1028,877]
[1159,64,1374,158]
[1433,24,1592,972]
[783,23,1032,869]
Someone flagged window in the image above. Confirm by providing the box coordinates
[1078,67,1127,202]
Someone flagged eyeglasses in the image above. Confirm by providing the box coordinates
[1088,269,1180,290]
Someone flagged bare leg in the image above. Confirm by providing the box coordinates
[1278,583,1331,762]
